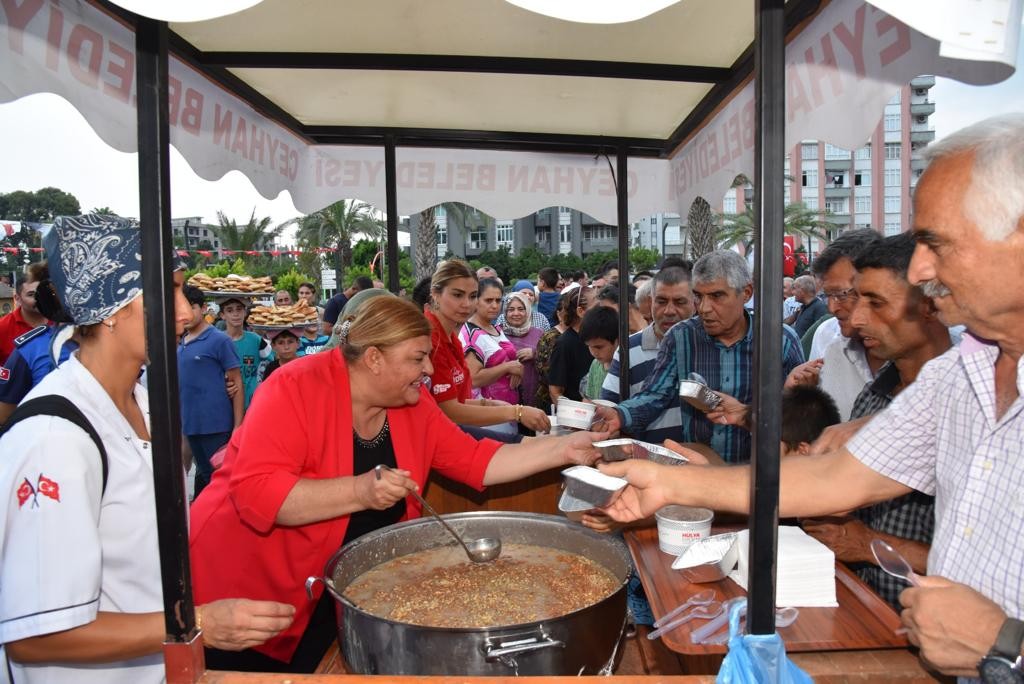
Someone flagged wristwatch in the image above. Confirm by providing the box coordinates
[979,618,1024,684]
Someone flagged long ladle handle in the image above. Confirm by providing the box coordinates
[375,464,475,559]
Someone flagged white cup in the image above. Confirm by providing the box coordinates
[655,505,714,555]
[556,397,596,430]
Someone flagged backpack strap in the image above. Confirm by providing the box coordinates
[0,396,108,494]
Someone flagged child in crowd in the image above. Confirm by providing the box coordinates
[780,385,841,456]
[261,328,302,381]
[298,323,331,356]
[218,296,272,410]
[178,285,243,498]
[578,305,619,401]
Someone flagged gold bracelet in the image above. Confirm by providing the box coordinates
[516,404,523,422]
[195,605,203,632]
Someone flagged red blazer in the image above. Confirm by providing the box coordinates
[189,348,500,662]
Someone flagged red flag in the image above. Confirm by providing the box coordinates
[270,250,281,257]
[2,247,17,254]
[16,478,34,508]
[223,250,236,255]
[198,250,213,257]
[245,250,259,256]
[29,247,43,253]
[176,250,190,257]
[288,250,302,256]
[37,474,60,502]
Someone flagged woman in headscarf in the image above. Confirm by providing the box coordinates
[0,214,293,684]
[189,295,607,673]
[501,290,544,410]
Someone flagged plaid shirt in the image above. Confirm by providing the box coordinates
[849,362,935,609]
[847,333,1024,624]
[617,312,805,463]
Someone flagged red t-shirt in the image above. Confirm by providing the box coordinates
[426,309,472,404]
[0,308,33,365]
[188,348,500,663]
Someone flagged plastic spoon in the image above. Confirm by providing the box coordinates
[704,606,800,645]
[647,601,723,641]
[870,538,922,587]
[375,464,501,562]
[653,588,718,628]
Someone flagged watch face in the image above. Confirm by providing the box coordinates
[980,656,1024,684]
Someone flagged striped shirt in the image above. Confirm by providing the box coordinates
[849,362,935,610]
[847,333,1024,623]
[617,313,805,463]
[600,324,683,445]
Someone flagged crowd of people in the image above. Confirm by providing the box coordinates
[0,114,1022,681]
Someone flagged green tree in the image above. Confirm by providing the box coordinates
[0,187,81,268]
[715,202,837,253]
[90,206,116,216]
[274,267,316,301]
[629,247,660,272]
[213,210,286,253]
[293,200,385,290]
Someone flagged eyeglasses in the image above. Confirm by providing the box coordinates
[824,288,858,303]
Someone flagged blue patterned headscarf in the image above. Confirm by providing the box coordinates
[45,213,182,326]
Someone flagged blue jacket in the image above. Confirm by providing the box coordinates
[0,326,77,405]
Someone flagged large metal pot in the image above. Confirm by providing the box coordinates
[310,511,631,676]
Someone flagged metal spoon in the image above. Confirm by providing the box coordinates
[870,538,922,586]
[374,464,501,562]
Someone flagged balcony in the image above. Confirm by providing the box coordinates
[910,101,935,116]
[824,184,851,198]
[910,128,936,144]
[910,75,936,89]
[910,156,928,172]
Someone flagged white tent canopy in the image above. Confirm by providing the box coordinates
[1,0,1018,224]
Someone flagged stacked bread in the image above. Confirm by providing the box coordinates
[248,300,318,327]
[188,273,274,293]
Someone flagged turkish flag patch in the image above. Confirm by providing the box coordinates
[0,366,10,382]
[16,478,34,507]
[37,474,60,502]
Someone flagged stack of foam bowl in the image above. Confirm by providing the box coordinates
[655,505,714,555]
[557,488,593,523]
[556,397,596,430]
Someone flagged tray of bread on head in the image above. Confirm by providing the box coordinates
[247,300,319,330]
[189,273,275,296]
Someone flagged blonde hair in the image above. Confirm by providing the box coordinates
[430,259,477,302]
[341,297,431,362]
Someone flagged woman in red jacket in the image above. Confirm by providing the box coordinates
[189,296,607,673]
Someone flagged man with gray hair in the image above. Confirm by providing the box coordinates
[594,250,804,463]
[597,114,1024,679]
[635,277,654,327]
[787,274,828,337]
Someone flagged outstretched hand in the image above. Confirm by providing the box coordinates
[199,599,295,651]
[596,460,671,522]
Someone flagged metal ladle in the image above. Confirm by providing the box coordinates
[374,464,501,562]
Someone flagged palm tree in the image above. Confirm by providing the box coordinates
[415,207,438,280]
[293,200,385,289]
[715,202,837,253]
[213,210,286,253]
[687,197,716,261]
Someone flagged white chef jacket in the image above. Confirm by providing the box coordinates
[0,355,164,684]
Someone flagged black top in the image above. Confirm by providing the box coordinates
[547,327,593,402]
[322,292,349,327]
[792,297,828,337]
[342,419,406,545]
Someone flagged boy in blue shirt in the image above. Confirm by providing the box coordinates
[178,285,242,498]
[218,296,272,410]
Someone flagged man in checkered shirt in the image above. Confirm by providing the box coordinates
[597,114,1024,680]
[800,232,952,611]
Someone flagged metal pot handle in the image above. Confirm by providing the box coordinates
[483,631,565,660]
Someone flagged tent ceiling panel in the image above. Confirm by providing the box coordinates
[228,68,714,139]
[170,0,754,68]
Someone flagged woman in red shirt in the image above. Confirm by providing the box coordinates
[426,260,550,433]
[189,296,606,673]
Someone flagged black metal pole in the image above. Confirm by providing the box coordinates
[616,147,631,400]
[747,0,786,635]
[135,14,198,656]
[384,135,400,293]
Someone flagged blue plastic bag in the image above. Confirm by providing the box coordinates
[716,599,813,684]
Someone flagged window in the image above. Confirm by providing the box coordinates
[801,144,818,160]
[584,226,613,241]
[802,170,818,188]
[803,196,819,211]
[469,230,487,250]
[885,168,902,187]
[559,207,572,224]
[854,171,870,186]
[824,144,849,160]
[854,196,872,213]
[884,196,901,212]
[824,199,848,215]
[723,196,737,213]
[884,143,902,160]
[560,224,572,243]
[496,221,514,246]
[437,224,447,246]
[884,113,901,131]
[828,173,844,188]
[884,221,901,236]
[856,146,871,160]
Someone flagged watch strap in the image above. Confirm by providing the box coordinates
[993,618,1024,660]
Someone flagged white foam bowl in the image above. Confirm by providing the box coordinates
[556,397,597,430]
[655,505,714,555]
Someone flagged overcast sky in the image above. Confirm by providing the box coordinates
[1,40,1021,228]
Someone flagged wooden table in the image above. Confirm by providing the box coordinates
[625,525,909,656]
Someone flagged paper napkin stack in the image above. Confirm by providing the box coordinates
[727,526,838,607]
